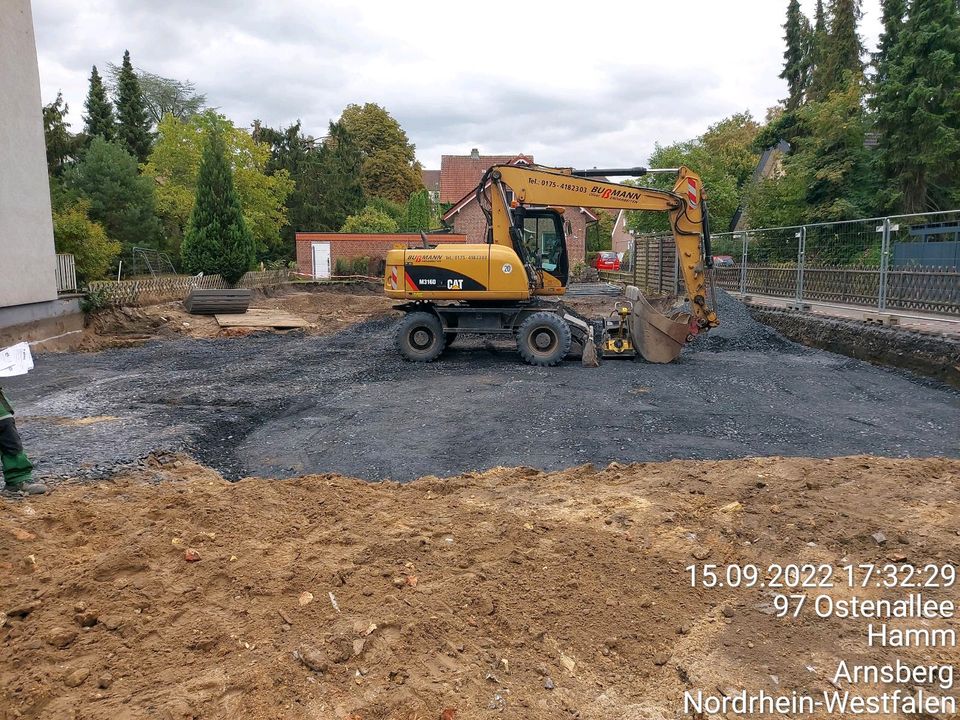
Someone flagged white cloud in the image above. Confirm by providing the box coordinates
[32,0,883,170]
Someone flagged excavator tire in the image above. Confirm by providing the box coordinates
[516,312,572,367]
[396,311,446,362]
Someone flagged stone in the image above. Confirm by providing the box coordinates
[871,532,887,546]
[722,606,735,618]
[298,645,329,673]
[653,652,670,666]
[97,672,113,689]
[544,676,555,690]
[46,626,78,648]
[74,611,98,628]
[101,616,122,631]
[64,668,90,687]
[692,547,710,560]
[183,548,201,562]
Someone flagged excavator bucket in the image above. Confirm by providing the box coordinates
[625,286,695,363]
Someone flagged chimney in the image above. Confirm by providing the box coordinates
[470,148,480,159]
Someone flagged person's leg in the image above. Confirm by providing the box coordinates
[0,417,35,488]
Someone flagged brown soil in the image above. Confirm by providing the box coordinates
[2,456,958,719]
[79,283,396,351]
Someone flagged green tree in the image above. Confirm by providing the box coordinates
[65,137,163,250]
[341,206,399,233]
[810,0,865,100]
[115,50,152,162]
[52,199,122,283]
[874,0,960,212]
[872,0,907,87]
[367,195,405,227]
[181,128,254,284]
[126,69,205,126]
[83,66,115,143]
[628,113,761,234]
[43,92,83,176]
[761,79,874,226]
[403,189,431,232]
[143,112,293,260]
[807,0,831,100]
[586,211,615,253]
[781,0,812,110]
[314,120,366,230]
[339,103,423,202]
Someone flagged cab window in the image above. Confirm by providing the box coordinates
[522,215,563,272]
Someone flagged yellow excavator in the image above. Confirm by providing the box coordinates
[383,162,719,366]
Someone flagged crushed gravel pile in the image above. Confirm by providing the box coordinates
[686,289,808,355]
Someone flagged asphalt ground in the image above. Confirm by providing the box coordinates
[6,292,959,482]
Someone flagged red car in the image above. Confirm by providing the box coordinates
[592,251,621,271]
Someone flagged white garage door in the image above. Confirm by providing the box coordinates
[312,242,331,279]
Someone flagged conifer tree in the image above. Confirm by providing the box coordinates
[181,128,254,284]
[115,50,152,162]
[810,0,865,100]
[316,121,366,231]
[83,65,115,142]
[874,0,960,211]
[807,0,831,100]
[780,0,812,110]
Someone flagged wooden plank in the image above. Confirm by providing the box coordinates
[185,288,252,314]
[215,308,311,328]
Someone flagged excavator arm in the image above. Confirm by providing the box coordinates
[486,163,718,330]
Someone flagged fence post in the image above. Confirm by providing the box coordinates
[632,238,638,287]
[795,226,806,304]
[657,234,664,294]
[878,217,891,311]
[739,232,748,296]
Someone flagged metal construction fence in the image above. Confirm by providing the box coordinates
[602,210,960,316]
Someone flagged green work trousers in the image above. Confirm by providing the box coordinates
[0,417,33,486]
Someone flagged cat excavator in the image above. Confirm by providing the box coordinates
[383,162,719,366]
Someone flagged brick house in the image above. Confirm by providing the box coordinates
[438,150,595,265]
[295,232,467,278]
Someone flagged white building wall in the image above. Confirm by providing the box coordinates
[0,0,58,309]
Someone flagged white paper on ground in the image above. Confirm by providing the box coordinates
[0,342,34,377]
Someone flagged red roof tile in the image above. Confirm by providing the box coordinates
[439,152,533,203]
[421,169,440,192]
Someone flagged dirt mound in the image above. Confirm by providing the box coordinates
[2,456,958,719]
[78,283,396,351]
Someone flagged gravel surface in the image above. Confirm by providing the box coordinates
[6,292,959,482]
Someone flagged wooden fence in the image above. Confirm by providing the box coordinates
[55,253,77,293]
[87,269,292,307]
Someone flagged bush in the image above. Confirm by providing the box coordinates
[586,251,600,266]
[570,262,587,282]
[351,256,370,275]
[340,206,399,234]
[79,287,110,314]
[52,200,122,283]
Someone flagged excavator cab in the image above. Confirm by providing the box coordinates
[513,207,569,290]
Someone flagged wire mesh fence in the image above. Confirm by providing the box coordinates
[626,209,960,316]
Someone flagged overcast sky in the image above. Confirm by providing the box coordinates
[32,0,882,170]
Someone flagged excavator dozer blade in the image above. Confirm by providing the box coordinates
[625,286,695,364]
